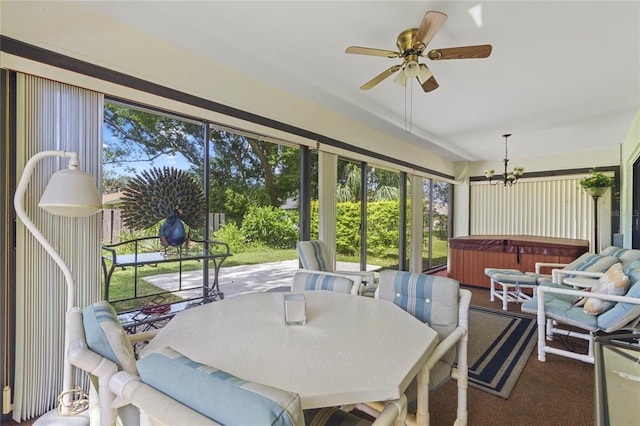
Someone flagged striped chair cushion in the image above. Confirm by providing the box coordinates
[600,246,640,270]
[521,283,599,330]
[376,270,460,402]
[377,270,459,340]
[484,268,538,285]
[296,240,332,271]
[82,301,137,375]
[138,347,303,426]
[562,253,618,276]
[291,271,354,294]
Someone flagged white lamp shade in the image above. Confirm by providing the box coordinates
[39,168,102,217]
[404,60,420,78]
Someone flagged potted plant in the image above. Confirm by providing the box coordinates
[579,169,614,197]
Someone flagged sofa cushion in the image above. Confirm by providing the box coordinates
[82,301,137,375]
[582,263,630,315]
[138,347,303,426]
[597,268,640,332]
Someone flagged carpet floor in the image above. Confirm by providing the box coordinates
[429,285,594,426]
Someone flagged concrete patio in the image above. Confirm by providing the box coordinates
[143,259,381,299]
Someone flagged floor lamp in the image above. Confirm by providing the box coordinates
[592,194,601,254]
[14,151,101,424]
[584,186,610,254]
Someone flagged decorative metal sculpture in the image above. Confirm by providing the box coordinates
[120,167,206,247]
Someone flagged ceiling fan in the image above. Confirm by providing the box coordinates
[345,11,492,92]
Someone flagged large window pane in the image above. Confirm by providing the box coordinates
[208,128,300,260]
[423,179,450,270]
[366,165,401,271]
[335,158,363,269]
[102,101,205,309]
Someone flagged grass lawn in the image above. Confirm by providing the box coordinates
[104,240,448,312]
[104,248,299,311]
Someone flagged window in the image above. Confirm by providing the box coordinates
[423,179,450,270]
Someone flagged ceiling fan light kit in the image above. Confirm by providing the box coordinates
[484,134,525,186]
[346,10,492,92]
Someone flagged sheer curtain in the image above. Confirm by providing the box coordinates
[13,74,102,421]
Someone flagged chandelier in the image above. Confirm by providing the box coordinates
[484,133,524,186]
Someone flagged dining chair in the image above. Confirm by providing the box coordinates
[296,240,377,296]
[363,270,471,426]
[67,300,158,426]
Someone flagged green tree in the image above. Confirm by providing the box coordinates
[208,129,300,223]
[336,161,400,202]
[104,103,203,172]
[103,103,301,226]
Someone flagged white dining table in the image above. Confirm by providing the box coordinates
[140,291,439,411]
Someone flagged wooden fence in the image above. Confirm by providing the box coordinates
[102,210,225,244]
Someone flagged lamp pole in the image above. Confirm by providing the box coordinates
[14,151,100,423]
[592,194,600,253]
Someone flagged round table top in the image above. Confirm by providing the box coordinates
[141,291,438,409]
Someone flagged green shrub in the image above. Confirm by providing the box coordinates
[336,202,361,255]
[213,222,248,253]
[241,206,298,249]
[367,201,400,257]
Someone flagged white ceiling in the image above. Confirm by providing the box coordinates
[76,0,639,163]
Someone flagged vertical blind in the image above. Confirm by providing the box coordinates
[470,177,612,250]
[13,74,102,421]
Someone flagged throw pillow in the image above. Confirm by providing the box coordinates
[583,263,631,315]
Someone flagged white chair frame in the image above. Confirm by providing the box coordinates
[535,285,640,364]
[489,277,538,311]
[66,308,158,426]
[360,288,471,426]
[296,240,377,295]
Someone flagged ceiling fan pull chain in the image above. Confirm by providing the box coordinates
[404,80,413,133]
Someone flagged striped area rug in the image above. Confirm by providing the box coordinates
[467,305,537,399]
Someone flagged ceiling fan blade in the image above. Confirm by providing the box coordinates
[414,11,447,50]
[421,76,439,92]
[416,64,433,84]
[360,65,402,90]
[346,46,400,59]
[427,44,492,60]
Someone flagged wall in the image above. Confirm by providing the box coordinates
[452,114,638,246]
[620,110,640,247]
